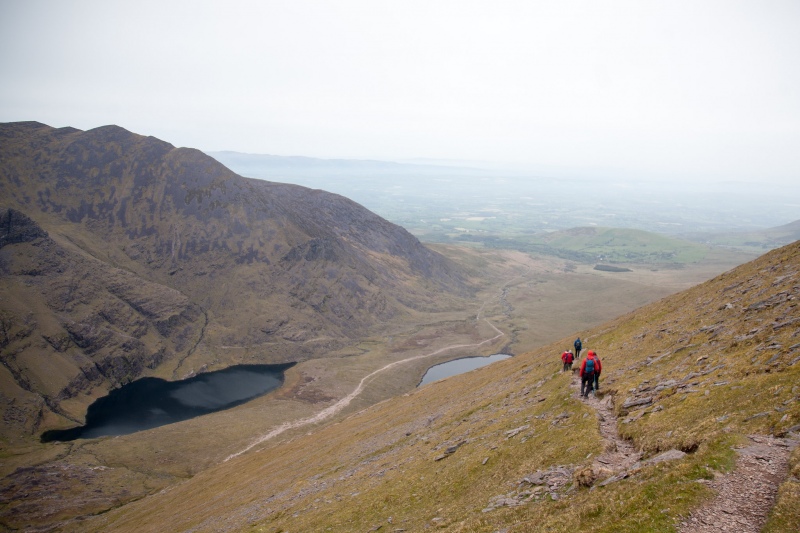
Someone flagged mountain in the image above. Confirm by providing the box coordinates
[66,240,800,532]
[0,121,469,444]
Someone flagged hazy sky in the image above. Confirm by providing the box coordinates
[1,0,799,183]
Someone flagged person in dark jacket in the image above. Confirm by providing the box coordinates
[574,338,582,358]
[561,350,574,372]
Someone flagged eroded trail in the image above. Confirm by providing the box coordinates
[567,373,798,532]
[568,373,641,475]
[679,435,798,533]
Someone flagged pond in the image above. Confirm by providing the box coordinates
[41,363,295,442]
[418,354,512,386]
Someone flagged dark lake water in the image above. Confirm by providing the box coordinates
[418,354,512,386]
[41,363,295,442]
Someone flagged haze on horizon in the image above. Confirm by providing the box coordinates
[1,0,799,186]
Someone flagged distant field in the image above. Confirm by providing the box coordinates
[210,151,800,255]
[461,226,711,265]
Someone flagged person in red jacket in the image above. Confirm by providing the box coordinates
[580,350,602,397]
[561,349,574,372]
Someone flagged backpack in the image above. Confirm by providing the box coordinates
[584,357,595,375]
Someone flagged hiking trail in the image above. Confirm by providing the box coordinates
[225,319,504,461]
[568,371,798,532]
[568,371,641,476]
[679,434,798,533]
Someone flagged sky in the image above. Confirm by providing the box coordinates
[1,0,799,184]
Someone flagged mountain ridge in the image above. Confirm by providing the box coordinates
[0,121,471,444]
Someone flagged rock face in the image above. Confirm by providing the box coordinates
[0,208,206,440]
[0,121,469,441]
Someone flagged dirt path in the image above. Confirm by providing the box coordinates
[568,372,642,475]
[225,318,505,461]
[567,373,798,532]
[679,435,798,533]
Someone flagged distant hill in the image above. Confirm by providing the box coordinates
[686,218,800,251]
[0,121,470,443]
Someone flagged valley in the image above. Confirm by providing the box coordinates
[1,121,795,532]
[0,240,754,531]
[72,241,800,533]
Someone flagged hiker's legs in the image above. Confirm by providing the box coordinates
[594,373,600,391]
[581,375,591,397]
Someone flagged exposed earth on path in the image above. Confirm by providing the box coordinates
[680,435,799,533]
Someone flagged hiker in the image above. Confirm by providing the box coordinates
[588,350,602,391]
[561,349,574,372]
[574,337,582,358]
[580,350,599,397]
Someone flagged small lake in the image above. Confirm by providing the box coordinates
[418,354,512,386]
[41,363,295,442]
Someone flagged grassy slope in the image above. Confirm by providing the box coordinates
[82,241,800,532]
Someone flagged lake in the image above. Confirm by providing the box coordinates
[418,354,512,386]
[40,363,295,442]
